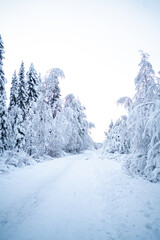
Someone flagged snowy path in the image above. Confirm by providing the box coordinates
[0,151,160,240]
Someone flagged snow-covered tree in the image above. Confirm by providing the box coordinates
[64,94,93,153]
[102,116,130,154]
[133,50,157,105]
[47,109,69,157]
[25,102,37,155]
[14,108,26,151]
[17,61,27,118]
[7,71,19,149]
[126,52,157,154]
[28,89,68,157]
[24,64,40,155]
[0,35,7,154]
[44,68,64,118]
[115,51,160,181]
[8,71,18,110]
[13,61,27,150]
[26,63,39,109]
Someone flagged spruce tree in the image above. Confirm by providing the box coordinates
[45,68,64,118]
[17,61,27,117]
[8,71,18,110]
[7,71,19,149]
[0,35,7,154]
[15,61,27,150]
[26,63,39,108]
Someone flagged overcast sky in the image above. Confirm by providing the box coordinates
[1,0,160,142]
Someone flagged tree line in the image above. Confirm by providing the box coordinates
[0,35,94,157]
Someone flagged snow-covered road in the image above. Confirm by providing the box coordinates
[0,151,160,240]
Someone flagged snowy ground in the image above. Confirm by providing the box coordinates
[0,150,160,240]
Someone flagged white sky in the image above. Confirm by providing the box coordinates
[1,0,160,142]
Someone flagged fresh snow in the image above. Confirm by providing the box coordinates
[0,150,160,240]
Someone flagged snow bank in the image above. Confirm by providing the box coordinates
[100,148,160,182]
[124,153,160,182]
[0,151,54,174]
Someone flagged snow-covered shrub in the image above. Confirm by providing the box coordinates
[0,150,37,174]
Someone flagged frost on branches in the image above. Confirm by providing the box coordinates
[103,51,160,182]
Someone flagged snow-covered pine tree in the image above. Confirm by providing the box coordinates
[15,62,27,151]
[8,71,18,111]
[17,61,27,117]
[0,35,7,154]
[25,103,37,155]
[7,71,19,149]
[24,64,39,155]
[13,107,26,151]
[26,63,39,109]
[44,68,64,118]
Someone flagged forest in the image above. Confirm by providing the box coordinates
[0,35,94,159]
[0,35,160,182]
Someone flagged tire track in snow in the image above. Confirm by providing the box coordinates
[1,151,160,240]
[0,151,108,240]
